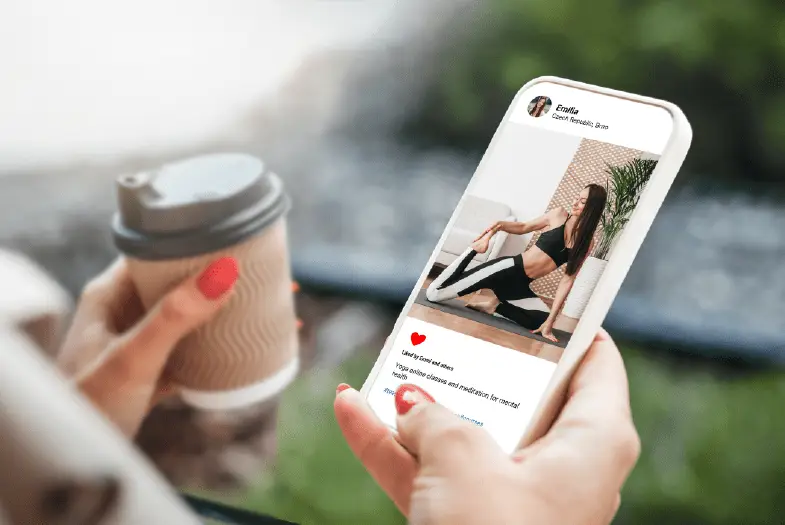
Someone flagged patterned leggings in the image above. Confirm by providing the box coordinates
[426,248,550,329]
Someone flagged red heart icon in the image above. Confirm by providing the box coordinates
[411,332,426,346]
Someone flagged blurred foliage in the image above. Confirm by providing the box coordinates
[621,349,785,524]
[597,157,657,259]
[404,0,785,187]
[198,346,784,525]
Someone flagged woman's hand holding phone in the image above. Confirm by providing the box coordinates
[334,330,640,525]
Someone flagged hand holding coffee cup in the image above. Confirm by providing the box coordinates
[57,254,242,437]
[111,153,299,410]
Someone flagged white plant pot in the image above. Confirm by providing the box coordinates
[562,257,607,319]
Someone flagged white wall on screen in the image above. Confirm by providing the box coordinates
[467,123,581,256]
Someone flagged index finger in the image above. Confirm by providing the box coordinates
[334,387,416,514]
[544,331,640,477]
[74,258,137,325]
[561,330,632,422]
[80,258,131,300]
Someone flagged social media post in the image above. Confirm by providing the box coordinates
[368,115,665,451]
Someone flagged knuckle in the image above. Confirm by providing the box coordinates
[428,418,478,451]
[80,279,105,301]
[158,292,189,327]
[613,420,642,466]
[100,345,137,385]
[356,428,391,467]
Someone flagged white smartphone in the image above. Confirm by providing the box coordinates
[360,76,692,454]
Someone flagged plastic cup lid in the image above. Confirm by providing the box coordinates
[112,153,290,260]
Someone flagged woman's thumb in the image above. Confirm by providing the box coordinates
[110,256,239,376]
[394,384,503,466]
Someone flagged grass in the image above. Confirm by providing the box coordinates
[620,349,785,525]
[195,345,785,525]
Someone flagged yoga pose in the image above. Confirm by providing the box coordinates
[426,184,608,342]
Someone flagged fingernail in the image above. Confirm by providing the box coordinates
[336,383,351,394]
[197,257,239,300]
[596,329,610,341]
[395,384,435,415]
[297,318,304,329]
[292,281,300,293]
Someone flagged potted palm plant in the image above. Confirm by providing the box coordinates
[562,157,658,319]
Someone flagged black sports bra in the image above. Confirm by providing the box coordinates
[535,220,571,267]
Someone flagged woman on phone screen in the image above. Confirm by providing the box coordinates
[528,96,549,117]
[425,184,607,342]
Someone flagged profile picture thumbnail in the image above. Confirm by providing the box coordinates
[527,96,552,118]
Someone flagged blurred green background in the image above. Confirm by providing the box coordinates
[405,0,785,190]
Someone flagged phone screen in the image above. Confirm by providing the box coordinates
[364,80,678,453]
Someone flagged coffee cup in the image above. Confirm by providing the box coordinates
[111,153,298,410]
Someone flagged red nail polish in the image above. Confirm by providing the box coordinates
[296,318,304,329]
[197,257,239,300]
[395,384,435,415]
[292,281,301,293]
[336,383,351,394]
